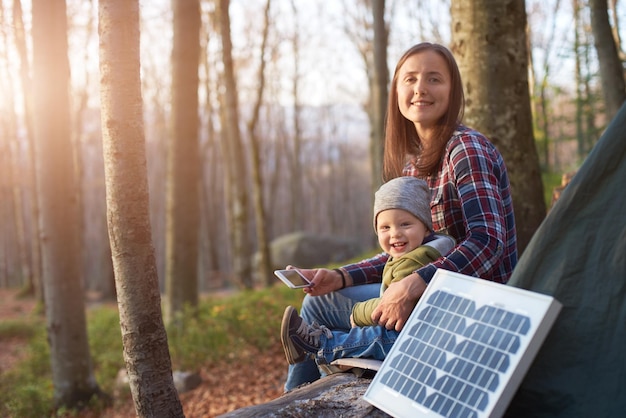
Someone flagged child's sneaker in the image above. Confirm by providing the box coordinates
[280,306,333,365]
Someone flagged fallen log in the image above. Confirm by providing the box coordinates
[217,372,390,418]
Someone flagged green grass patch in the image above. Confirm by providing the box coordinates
[0,285,305,416]
[167,285,305,370]
[0,320,53,417]
[86,306,125,394]
[0,319,40,340]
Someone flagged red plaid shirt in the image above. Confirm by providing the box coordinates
[345,125,517,285]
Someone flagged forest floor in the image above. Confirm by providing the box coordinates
[0,289,288,417]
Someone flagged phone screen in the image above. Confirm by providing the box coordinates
[274,269,312,288]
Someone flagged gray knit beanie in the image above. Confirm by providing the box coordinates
[373,176,432,233]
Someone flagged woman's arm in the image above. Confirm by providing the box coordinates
[416,132,512,283]
[371,273,427,331]
[341,252,389,286]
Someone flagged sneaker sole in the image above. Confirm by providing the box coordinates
[280,306,305,365]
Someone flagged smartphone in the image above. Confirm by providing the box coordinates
[274,269,313,289]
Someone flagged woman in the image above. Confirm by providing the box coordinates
[282,42,517,391]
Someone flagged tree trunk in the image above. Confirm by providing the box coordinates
[200,25,224,288]
[220,373,390,417]
[450,0,546,255]
[0,119,15,287]
[217,0,252,288]
[13,0,43,303]
[532,0,561,170]
[574,0,586,159]
[165,0,201,324]
[31,0,106,409]
[341,0,387,245]
[0,10,30,290]
[247,0,274,287]
[589,0,626,121]
[370,0,388,191]
[98,0,183,416]
[288,0,302,232]
[9,126,31,290]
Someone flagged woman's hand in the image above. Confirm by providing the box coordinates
[371,273,427,331]
[286,265,343,296]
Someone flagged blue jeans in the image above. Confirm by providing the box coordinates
[284,284,400,391]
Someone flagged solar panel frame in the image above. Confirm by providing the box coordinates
[363,269,562,418]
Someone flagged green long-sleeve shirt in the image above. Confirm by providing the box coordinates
[351,233,455,327]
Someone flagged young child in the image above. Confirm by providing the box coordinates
[281,176,455,366]
[351,176,455,326]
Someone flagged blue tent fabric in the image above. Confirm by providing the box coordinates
[505,104,626,417]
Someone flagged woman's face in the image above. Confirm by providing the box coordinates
[396,49,451,138]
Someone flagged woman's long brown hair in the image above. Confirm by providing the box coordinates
[382,43,465,181]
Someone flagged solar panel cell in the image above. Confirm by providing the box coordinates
[364,269,562,418]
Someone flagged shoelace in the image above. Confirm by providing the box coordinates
[297,321,333,346]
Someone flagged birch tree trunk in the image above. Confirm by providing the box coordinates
[98,0,184,415]
[450,0,546,255]
[165,0,201,324]
[31,0,105,409]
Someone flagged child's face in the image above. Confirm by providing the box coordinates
[376,209,428,258]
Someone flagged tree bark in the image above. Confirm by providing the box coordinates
[217,0,252,288]
[450,0,546,255]
[247,0,274,287]
[0,7,30,290]
[199,24,225,288]
[342,1,384,197]
[0,118,15,288]
[13,0,43,303]
[574,0,587,159]
[370,0,388,191]
[98,0,183,416]
[218,373,390,417]
[589,0,626,121]
[31,0,106,409]
[165,0,201,324]
[287,0,303,233]
[529,0,561,170]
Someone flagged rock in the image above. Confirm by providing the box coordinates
[217,373,390,417]
[257,232,365,273]
[115,368,202,395]
[172,370,202,393]
[114,368,129,393]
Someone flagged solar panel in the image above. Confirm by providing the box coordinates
[363,269,561,418]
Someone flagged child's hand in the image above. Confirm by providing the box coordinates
[350,313,356,328]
